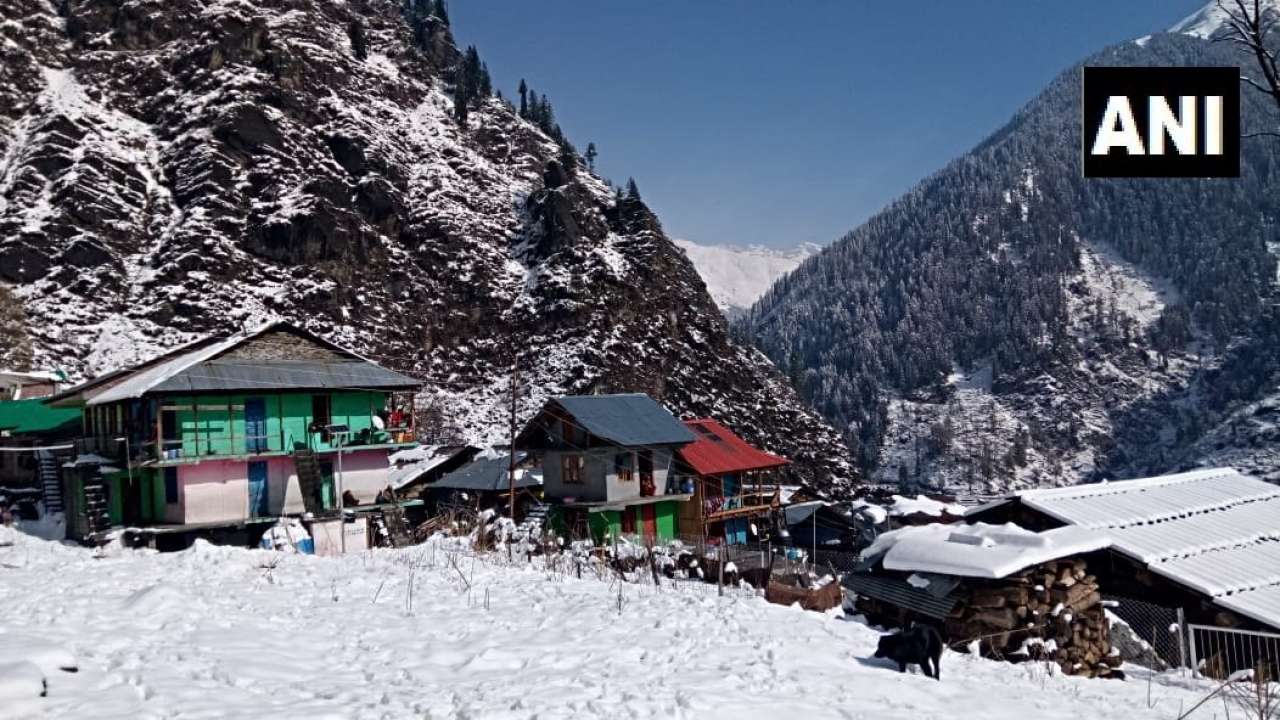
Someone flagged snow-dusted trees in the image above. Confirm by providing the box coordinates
[348,19,368,61]
[0,284,31,370]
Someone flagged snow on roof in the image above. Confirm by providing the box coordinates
[888,494,965,517]
[863,522,1111,580]
[1015,468,1280,629]
[388,445,472,490]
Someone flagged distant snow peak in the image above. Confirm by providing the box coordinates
[675,239,818,316]
[1170,0,1280,39]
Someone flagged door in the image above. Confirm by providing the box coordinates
[638,450,654,496]
[641,504,657,541]
[319,460,335,511]
[244,397,267,453]
[248,461,269,517]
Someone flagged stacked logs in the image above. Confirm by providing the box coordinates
[948,558,1121,679]
[855,557,1122,679]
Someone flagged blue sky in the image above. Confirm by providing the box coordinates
[450,1,1206,249]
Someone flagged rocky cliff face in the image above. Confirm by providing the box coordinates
[0,0,853,489]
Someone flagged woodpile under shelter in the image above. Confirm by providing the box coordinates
[966,468,1280,635]
[846,522,1121,678]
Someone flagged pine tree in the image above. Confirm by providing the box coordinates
[585,142,597,170]
[453,80,468,126]
[517,79,528,118]
[433,0,449,25]
[348,19,368,61]
[478,62,492,97]
[625,177,641,201]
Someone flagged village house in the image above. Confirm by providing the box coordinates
[44,322,421,547]
[515,393,695,543]
[674,418,789,545]
[419,448,541,514]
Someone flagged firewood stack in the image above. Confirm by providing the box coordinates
[943,558,1121,679]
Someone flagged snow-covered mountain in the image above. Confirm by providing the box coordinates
[1168,0,1280,39]
[742,1,1280,491]
[0,0,853,488]
[675,239,818,318]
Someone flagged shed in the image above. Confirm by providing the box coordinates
[966,468,1280,634]
[847,522,1119,677]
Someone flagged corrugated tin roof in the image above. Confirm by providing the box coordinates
[676,418,789,476]
[553,394,695,447]
[842,573,960,619]
[433,451,540,492]
[86,323,419,405]
[1016,468,1280,630]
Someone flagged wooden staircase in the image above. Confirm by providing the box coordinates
[36,450,62,514]
[290,448,326,515]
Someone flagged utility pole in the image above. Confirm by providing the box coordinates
[329,424,351,554]
[508,359,518,520]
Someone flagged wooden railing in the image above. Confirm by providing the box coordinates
[704,489,781,521]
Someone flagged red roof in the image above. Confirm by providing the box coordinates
[676,419,790,476]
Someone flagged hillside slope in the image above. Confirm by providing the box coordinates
[741,13,1280,491]
[0,0,852,488]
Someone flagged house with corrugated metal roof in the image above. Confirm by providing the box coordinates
[966,468,1280,635]
[515,394,695,543]
[45,322,422,547]
[674,418,789,545]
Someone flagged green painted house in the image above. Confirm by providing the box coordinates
[48,322,421,541]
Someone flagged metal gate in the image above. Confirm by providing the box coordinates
[1188,624,1280,679]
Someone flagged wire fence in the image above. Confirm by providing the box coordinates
[1188,624,1280,681]
[1103,595,1187,671]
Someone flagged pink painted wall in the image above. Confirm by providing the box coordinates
[177,449,394,525]
[179,459,249,525]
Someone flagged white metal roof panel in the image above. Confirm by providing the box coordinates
[1014,469,1280,630]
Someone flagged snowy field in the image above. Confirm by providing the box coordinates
[0,527,1220,720]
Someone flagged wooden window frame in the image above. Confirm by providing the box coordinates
[561,454,585,484]
[614,452,633,482]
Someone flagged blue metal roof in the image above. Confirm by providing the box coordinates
[554,394,695,447]
[433,451,540,492]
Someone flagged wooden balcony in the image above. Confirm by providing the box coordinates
[704,489,780,522]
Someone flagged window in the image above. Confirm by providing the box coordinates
[311,395,332,441]
[163,467,179,505]
[614,453,633,482]
[561,454,584,484]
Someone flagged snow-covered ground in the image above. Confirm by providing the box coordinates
[675,239,818,317]
[0,526,1225,720]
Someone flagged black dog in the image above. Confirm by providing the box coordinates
[873,625,943,680]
